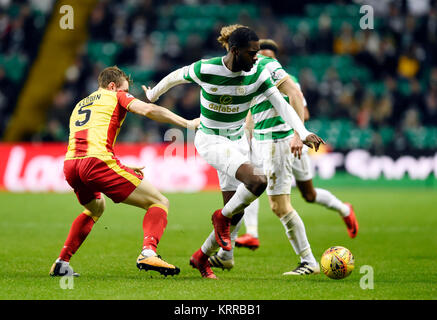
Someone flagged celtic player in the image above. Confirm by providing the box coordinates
[235,40,358,252]
[210,39,358,275]
[145,26,324,278]
[206,30,321,275]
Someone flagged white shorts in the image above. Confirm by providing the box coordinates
[292,151,313,182]
[252,137,294,196]
[251,137,314,195]
[194,130,250,191]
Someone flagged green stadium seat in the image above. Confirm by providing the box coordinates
[87,42,122,67]
[369,82,387,96]
[199,5,227,18]
[332,55,354,69]
[305,4,325,18]
[427,127,437,149]
[174,17,216,32]
[404,127,428,149]
[359,129,374,148]
[173,5,200,18]
[7,3,21,18]
[0,54,29,83]
[120,66,155,84]
[379,127,395,145]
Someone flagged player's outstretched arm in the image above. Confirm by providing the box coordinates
[145,67,190,102]
[267,88,325,151]
[129,99,200,130]
[278,76,305,122]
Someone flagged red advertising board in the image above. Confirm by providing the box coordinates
[0,143,435,192]
[0,143,220,192]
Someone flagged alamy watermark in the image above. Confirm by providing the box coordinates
[359,265,374,290]
[59,5,74,30]
[57,263,75,290]
[360,5,374,30]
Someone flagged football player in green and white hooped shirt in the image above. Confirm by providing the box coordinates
[145,26,325,278]
[211,39,359,275]
[206,31,321,276]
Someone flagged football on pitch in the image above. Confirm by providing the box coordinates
[321,246,355,280]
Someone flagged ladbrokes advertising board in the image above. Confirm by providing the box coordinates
[0,143,436,192]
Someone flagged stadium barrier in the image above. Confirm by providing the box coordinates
[0,143,436,192]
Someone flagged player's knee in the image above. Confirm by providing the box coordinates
[246,174,267,196]
[161,197,170,211]
[302,191,316,203]
[85,198,105,222]
[94,198,106,218]
[269,200,292,218]
[153,195,170,212]
[269,201,282,217]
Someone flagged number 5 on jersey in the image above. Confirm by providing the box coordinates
[75,102,92,126]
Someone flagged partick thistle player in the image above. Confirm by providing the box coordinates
[49,66,199,277]
[145,27,325,278]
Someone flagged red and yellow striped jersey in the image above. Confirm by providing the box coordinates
[65,88,137,160]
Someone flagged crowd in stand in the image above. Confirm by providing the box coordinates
[1,0,436,152]
[0,0,50,138]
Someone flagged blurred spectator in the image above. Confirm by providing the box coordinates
[115,35,137,65]
[423,68,437,125]
[0,0,436,153]
[88,1,113,41]
[408,79,426,116]
[385,76,406,126]
[357,91,374,129]
[175,85,200,120]
[0,66,14,135]
[372,95,394,129]
[397,45,421,79]
[333,22,360,55]
[316,14,333,52]
[401,108,421,131]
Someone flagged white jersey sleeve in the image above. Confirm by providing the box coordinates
[146,66,190,102]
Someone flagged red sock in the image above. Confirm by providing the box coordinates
[59,213,95,262]
[142,205,168,252]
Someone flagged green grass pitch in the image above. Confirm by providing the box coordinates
[0,187,436,300]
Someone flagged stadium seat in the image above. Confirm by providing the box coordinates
[87,42,122,67]
[0,54,29,83]
[379,127,395,145]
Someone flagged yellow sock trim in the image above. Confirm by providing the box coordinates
[82,209,100,223]
[149,203,168,215]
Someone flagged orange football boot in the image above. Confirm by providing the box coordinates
[343,203,359,238]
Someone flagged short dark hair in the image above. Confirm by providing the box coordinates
[98,66,130,88]
[259,39,279,55]
[228,27,259,49]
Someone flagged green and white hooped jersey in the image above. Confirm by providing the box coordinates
[182,56,276,140]
[250,54,301,142]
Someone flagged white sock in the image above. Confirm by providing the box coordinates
[217,219,243,260]
[201,230,219,257]
[243,198,259,238]
[280,210,317,266]
[141,249,157,258]
[314,188,350,217]
[222,184,258,218]
[56,258,69,265]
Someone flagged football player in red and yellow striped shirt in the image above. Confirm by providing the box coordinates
[50,66,199,277]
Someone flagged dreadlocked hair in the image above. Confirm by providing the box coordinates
[217,24,246,51]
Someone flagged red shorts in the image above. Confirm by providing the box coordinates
[64,156,143,205]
